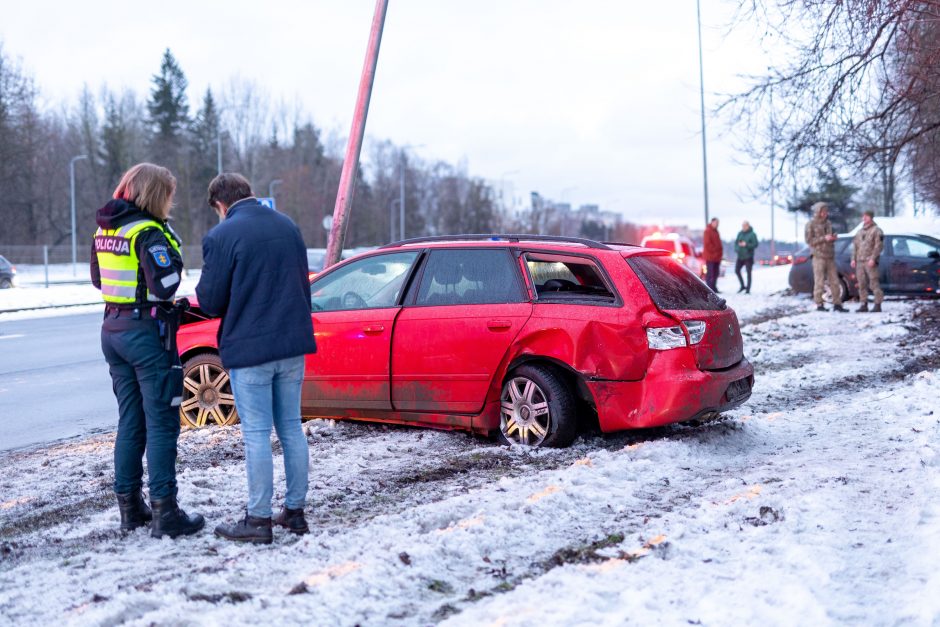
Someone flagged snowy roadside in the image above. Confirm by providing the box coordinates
[2,269,940,625]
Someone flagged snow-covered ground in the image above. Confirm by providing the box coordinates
[1,266,939,626]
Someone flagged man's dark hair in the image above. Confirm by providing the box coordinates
[208,173,253,208]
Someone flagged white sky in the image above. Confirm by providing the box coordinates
[0,0,808,243]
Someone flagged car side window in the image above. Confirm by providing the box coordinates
[310,251,419,311]
[893,237,936,258]
[525,253,616,303]
[414,249,524,306]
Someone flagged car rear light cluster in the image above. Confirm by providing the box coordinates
[646,320,706,350]
[793,255,808,264]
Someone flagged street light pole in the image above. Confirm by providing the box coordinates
[399,151,406,241]
[70,154,89,276]
[696,0,711,225]
[769,83,776,262]
[389,198,400,243]
[216,134,223,175]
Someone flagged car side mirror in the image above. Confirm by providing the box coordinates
[929,250,940,259]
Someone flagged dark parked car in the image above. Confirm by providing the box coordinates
[789,233,940,300]
[177,235,753,447]
[0,255,16,289]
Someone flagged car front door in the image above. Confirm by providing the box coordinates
[391,248,531,414]
[885,236,940,293]
[303,251,420,411]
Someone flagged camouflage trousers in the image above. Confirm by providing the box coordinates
[857,263,883,305]
[812,256,842,305]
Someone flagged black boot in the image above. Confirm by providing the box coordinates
[116,490,152,531]
[273,506,309,535]
[816,304,828,312]
[857,303,869,313]
[150,496,205,539]
[215,512,273,544]
[833,304,848,312]
[872,303,882,312]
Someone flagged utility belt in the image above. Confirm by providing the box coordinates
[104,299,190,353]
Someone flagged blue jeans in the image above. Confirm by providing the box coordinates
[229,356,309,518]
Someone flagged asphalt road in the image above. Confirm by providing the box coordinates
[0,312,116,452]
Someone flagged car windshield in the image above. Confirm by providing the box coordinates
[310,251,419,311]
[627,254,725,311]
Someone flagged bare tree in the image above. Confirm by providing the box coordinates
[726,1,940,213]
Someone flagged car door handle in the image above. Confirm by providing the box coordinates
[487,320,512,331]
[363,325,385,334]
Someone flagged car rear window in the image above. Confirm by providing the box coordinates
[627,255,725,311]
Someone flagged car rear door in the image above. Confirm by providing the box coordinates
[391,248,531,413]
[303,251,420,410]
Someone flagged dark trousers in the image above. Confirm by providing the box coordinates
[735,258,754,292]
[100,313,182,500]
[705,261,721,291]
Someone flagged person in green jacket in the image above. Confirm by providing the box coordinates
[734,221,758,293]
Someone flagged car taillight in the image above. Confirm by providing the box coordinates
[646,321,706,350]
[684,320,706,344]
[793,255,808,264]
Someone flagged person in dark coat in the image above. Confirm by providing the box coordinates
[91,162,204,538]
[734,221,758,294]
[702,217,723,292]
[196,173,317,544]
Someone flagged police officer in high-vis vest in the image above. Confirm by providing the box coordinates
[90,162,204,538]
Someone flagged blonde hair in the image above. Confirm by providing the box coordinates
[113,163,177,220]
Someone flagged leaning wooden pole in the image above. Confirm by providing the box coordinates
[325,0,389,269]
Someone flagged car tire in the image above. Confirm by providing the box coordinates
[498,364,577,448]
[822,278,848,303]
[179,353,239,428]
[0,278,11,289]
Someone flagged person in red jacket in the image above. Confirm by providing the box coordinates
[703,217,723,292]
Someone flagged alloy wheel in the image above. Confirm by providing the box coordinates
[180,355,239,427]
[500,376,552,446]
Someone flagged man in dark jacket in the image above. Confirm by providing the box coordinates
[734,221,758,294]
[196,173,317,544]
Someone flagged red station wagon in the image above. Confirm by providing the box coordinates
[176,235,754,447]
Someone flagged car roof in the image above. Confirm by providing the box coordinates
[378,234,642,254]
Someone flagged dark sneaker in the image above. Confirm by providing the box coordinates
[116,490,152,532]
[273,506,309,535]
[737,286,746,293]
[215,513,273,544]
[833,304,848,312]
[857,303,869,313]
[872,303,882,312]
[816,304,828,312]
[150,497,205,539]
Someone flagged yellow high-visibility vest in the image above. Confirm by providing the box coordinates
[94,219,182,304]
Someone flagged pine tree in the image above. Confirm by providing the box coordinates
[148,48,189,162]
[189,88,221,236]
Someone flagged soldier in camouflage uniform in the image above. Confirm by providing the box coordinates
[851,210,884,312]
[804,201,848,312]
